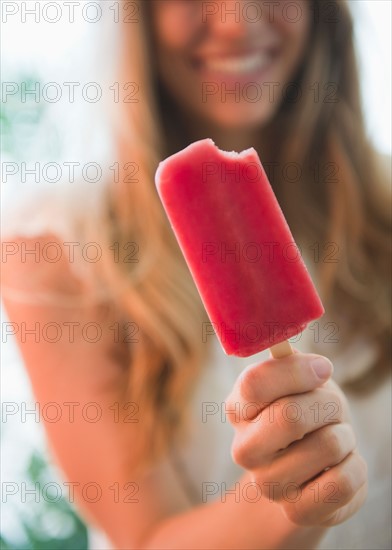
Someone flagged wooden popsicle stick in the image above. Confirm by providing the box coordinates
[270,340,293,359]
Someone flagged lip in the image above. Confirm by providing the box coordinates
[194,45,278,58]
[191,48,280,85]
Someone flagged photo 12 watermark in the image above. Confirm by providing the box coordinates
[201,160,340,185]
[201,1,341,25]
[1,81,140,104]
[1,160,140,184]
[201,320,339,347]
[1,320,140,345]
[201,479,340,504]
[1,1,140,24]
[1,400,140,424]
[201,80,339,105]
[1,240,140,265]
[201,398,340,424]
[1,480,140,504]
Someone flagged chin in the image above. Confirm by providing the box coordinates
[203,105,276,132]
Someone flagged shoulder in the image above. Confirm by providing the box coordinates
[2,178,110,303]
[2,233,130,380]
[1,233,86,299]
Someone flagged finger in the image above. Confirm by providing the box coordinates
[281,451,368,526]
[264,385,345,451]
[225,353,333,424]
[255,423,357,496]
[231,386,345,467]
[320,480,368,526]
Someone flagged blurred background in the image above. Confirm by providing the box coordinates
[1,1,391,548]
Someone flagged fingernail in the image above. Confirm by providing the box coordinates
[311,357,333,380]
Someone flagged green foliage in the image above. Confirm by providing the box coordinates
[1,452,88,548]
[1,74,62,160]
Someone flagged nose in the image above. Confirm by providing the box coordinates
[205,0,265,40]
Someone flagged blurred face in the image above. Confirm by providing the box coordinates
[150,0,312,132]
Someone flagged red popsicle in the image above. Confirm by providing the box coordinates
[155,139,324,358]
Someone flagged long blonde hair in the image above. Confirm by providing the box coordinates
[88,0,391,471]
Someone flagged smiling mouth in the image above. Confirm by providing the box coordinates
[193,50,279,76]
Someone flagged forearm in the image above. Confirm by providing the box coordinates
[136,471,328,550]
[52,409,327,550]
[45,392,327,550]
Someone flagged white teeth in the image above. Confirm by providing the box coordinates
[204,53,270,75]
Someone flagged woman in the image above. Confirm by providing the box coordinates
[2,1,390,548]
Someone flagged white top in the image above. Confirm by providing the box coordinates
[3,180,391,550]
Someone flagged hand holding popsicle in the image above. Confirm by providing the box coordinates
[225,352,368,527]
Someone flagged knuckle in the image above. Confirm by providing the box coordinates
[317,426,343,461]
[231,437,254,470]
[224,395,238,425]
[345,424,357,451]
[326,429,342,459]
[276,400,306,439]
[336,471,355,500]
[335,394,345,419]
[237,367,258,403]
[322,395,343,424]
